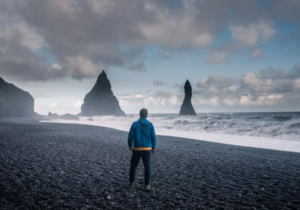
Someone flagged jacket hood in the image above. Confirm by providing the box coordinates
[138,118,152,126]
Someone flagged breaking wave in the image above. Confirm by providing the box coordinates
[42,112,300,153]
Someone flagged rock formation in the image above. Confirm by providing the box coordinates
[179,80,197,116]
[34,112,47,119]
[48,112,59,119]
[60,114,80,120]
[81,70,125,116]
[0,77,34,117]
[48,112,79,120]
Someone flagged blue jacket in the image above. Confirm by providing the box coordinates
[128,118,156,151]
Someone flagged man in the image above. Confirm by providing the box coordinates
[128,108,156,190]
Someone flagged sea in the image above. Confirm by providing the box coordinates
[43,112,300,153]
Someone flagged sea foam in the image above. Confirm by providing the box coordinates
[42,112,300,153]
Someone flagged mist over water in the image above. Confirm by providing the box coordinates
[43,112,300,153]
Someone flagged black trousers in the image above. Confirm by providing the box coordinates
[129,150,151,185]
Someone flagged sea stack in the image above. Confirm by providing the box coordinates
[179,80,197,116]
[0,77,34,117]
[81,70,125,116]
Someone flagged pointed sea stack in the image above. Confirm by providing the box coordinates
[0,77,34,117]
[80,70,125,116]
[179,80,197,116]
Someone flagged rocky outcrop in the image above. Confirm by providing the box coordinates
[48,112,59,119]
[81,70,125,116]
[179,80,197,116]
[48,112,79,120]
[34,112,47,119]
[60,114,80,120]
[0,77,34,117]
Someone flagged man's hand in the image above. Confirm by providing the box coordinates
[152,149,155,154]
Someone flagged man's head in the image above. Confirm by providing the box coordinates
[140,108,148,118]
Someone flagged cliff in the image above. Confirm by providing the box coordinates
[0,77,34,117]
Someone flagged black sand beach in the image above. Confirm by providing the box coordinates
[0,120,300,210]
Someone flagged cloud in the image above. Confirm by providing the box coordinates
[0,0,299,81]
[144,91,182,106]
[52,64,62,70]
[73,100,83,108]
[193,32,214,47]
[153,80,165,86]
[249,49,263,60]
[64,56,100,80]
[117,90,183,109]
[241,68,296,94]
[229,20,277,46]
[197,75,235,89]
[207,52,229,63]
[194,66,300,107]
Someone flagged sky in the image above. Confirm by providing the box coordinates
[0,0,299,115]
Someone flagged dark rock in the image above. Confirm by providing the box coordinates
[0,77,34,117]
[87,118,94,121]
[34,112,47,119]
[48,112,59,119]
[81,70,125,116]
[1,122,300,210]
[59,114,80,120]
[179,80,197,116]
[48,112,79,120]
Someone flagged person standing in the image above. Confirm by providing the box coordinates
[128,108,156,189]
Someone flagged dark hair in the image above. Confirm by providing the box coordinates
[140,108,148,118]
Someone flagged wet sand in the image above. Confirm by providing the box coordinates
[0,120,300,209]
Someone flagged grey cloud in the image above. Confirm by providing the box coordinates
[0,0,299,81]
[125,62,146,71]
[270,0,300,26]
[193,66,300,107]
[0,27,64,81]
[153,80,165,86]
[197,75,234,89]
[240,66,300,95]
[0,0,154,80]
[249,49,263,60]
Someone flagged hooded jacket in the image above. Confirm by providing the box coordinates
[128,118,156,151]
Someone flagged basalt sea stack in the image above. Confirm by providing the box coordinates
[179,80,197,116]
[81,70,125,116]
[0,77,34,117]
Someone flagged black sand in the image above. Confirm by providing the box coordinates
[0,120,300,210]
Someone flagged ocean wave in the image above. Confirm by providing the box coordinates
[71,113,300,141]
[42,112,300,144]
[288,122,300,129]
[41,112,300,153]
[272,115,292,121]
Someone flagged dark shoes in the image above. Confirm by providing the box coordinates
[129,182,151,190]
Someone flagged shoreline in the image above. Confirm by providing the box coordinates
[41,118,300,154]
[1,117,300,154]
